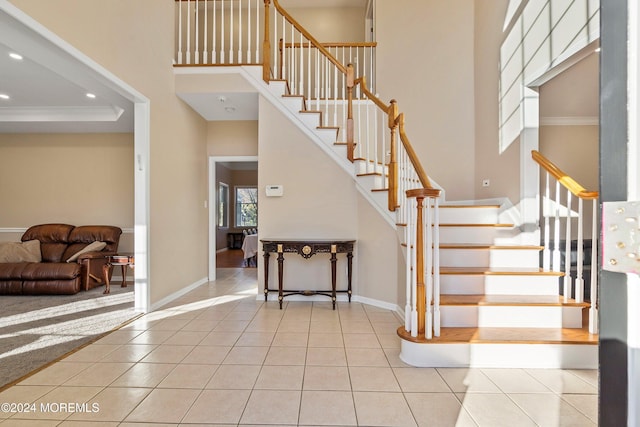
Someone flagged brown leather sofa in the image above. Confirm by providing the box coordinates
[0,224,122,295]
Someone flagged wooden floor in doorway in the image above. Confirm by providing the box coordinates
[217,249,251,268]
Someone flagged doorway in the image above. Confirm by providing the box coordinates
[208,156,259,280]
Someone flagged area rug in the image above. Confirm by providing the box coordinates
[0,284,138,389]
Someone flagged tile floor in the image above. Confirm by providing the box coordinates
[0,268,598,426]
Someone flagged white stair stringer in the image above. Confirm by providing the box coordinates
[236,66,398,228]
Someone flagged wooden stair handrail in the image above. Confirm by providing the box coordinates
[272,0,347,75]
[531,150,598,200]
[281,41,378,49]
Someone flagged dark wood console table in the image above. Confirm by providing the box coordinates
[261,239,355,309]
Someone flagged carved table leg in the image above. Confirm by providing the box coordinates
[263,252,270,301]
[102,262,112,294]
[330,248,337,310]
[277,244,284,309]
[347,251,353,302]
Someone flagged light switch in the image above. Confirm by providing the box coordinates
[602,201,640,274]
[266,185,284,197]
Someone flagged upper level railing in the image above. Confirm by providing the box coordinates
[531,150,599,334]
[174,0,442,341]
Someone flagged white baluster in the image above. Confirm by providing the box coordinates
[315,49,319,110]
[410,199,418,338]
[299,32,303,97]
[433,196,441,337]
[246,0,251,62]
[563,191,573,302]
[238,0,242,63]
[255,0,259,63]
[178,0,183,64]
[542,172,551,270]
[220,0,225,63]
[307,40,311,106]
[553,180,561,271]
[575,198,584,302]
[186,0,191,64]
[212,0,217,63]
[405,197,412,332]
[203,0,208,63]
[229,0,234,63]
[291,24,295,94]
[589,199,598,333]
[195,0,199,64]
[365,100,371,172]
[425,198,433,340]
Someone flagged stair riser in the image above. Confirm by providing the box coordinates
[439,249,540,268]
[280,97,305,114]
[439,207,499,224]
[400,341,598,368]
[297,113,321,129]
[440,275,560,295]
[438,227,519,244]
[267,81,287,97]
[357,174,386,191]
[439,305,583,328]
[354,160,388,176]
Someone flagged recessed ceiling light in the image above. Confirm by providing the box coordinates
[225,106,236,113]
[0,94,10,100]
[9,52,23,60]
[86,93,96,99]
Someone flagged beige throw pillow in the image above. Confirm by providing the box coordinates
[0,240,42,263]
[66,241,107,263]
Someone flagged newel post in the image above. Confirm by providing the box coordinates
[263,0,271,82]
[387,100,399,211]
[346,64,355,162]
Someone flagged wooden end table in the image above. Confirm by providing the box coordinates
[102,253,135,294]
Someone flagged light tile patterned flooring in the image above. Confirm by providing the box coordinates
[0,268,598,426]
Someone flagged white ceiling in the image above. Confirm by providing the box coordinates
[0,8,134,133]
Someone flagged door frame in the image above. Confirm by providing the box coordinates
[208,155,259,281]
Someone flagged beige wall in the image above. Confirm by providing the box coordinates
[474,0,518,202]
[0,133,133,227]
[539,125,599,240]
[375,0,476,201]
[207,121,258,156]
[286,7,367,42]
[539,125,599,192]
[10,0,210,305]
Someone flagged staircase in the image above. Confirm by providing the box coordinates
[398,203,597,368]
[173,0,598,369]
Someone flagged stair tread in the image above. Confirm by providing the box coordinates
[440,223,515,227]
[440,243,543,250]
[397,325,597,345]
[440,204,501,209]
[440,294,589,307]
[440,267,564,276]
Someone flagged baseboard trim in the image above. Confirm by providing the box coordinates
[150,277,209,312]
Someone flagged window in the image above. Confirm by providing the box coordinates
[217,182,229,228]
[235,186,258,227]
